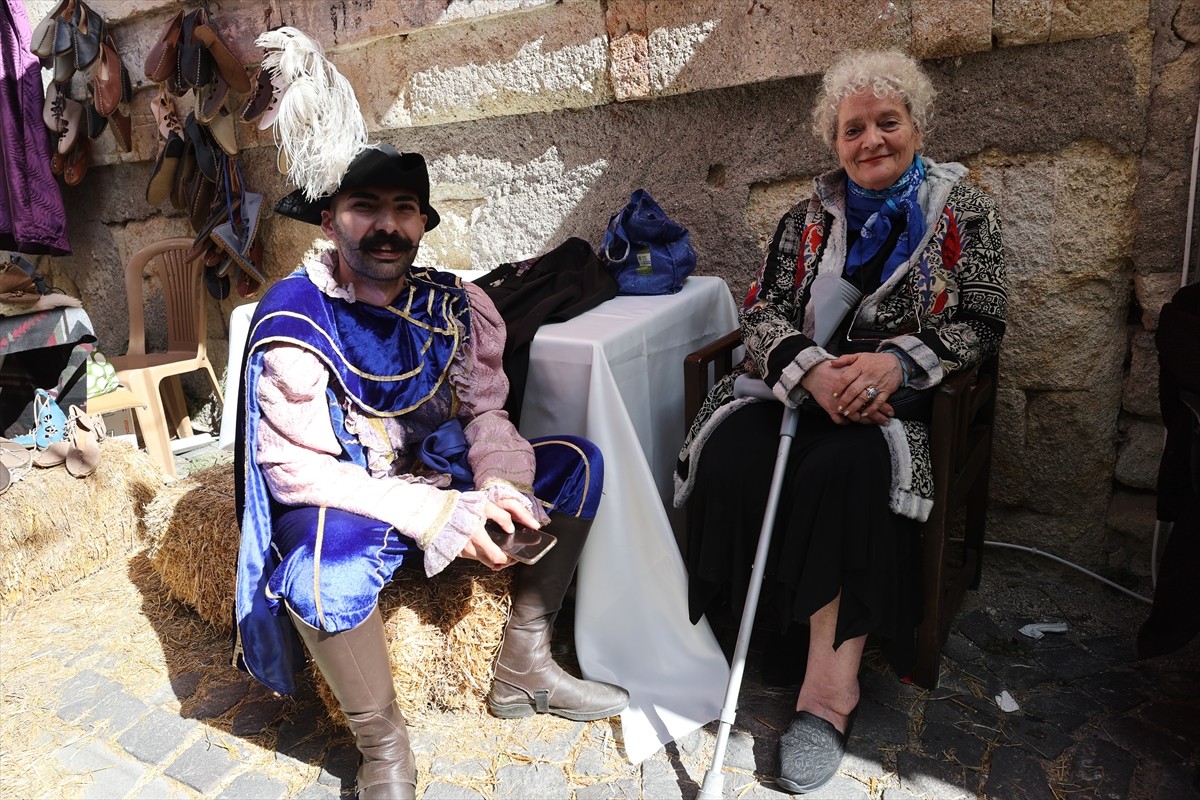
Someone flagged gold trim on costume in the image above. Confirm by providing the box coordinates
[314,506,327,629]
[531,438,592,517]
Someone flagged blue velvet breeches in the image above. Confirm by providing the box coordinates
[266,436,601,633]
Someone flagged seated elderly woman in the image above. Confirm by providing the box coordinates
[675,50,1006,793]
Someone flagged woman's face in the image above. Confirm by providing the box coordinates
[834,89,922,190]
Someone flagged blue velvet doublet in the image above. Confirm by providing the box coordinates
[234,264,603,694]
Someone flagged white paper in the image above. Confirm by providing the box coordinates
[995,690,1020,713]
[1018,621,1069,640]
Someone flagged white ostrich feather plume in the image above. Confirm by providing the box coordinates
[255,27,368,200]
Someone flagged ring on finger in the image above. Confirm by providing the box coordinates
[864,386,879,402]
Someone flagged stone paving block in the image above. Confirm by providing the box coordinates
[494,763,570,799]
[1066,737,1136,800]
[275,702,333,765]
[216,772,289,799]
[80,689,149,736]
[880,787,921,800]
[56,739,147,800]
[64,643,104,668]
[186,680,250,720]
[1032,643,1108,682]
[919,720,989,769]
[723,729,756,772]
[291,783,342,800]
[117,708,198,764]
[55,669,124,723]
[430,757,490,779]
[942,631,987,667]
[895,751,972,799]
[1021,686,1104,731]
[983,746,1055,800]
[1075,668,1147,715]
[640,758,685,800]
[923,690,996,727]
[148,671,204,709]
[574,777,640,799]
[1003,715,1075,761]
[318,742,358,788]
[163,739,241,794]
[1080,634,1136,664]
[423,782,486,800]
[230,696,286,736]
[572,746,608,778]
[520,719,585,760]
[855,698,909,747]
[1144,701,1200,743]
[130,775,191,799]
[1151,762,1200,800]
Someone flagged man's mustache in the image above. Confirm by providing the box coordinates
[357,233,416,252]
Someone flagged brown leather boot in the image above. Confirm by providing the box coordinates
[288,606,416,800]
[487,513,630,721]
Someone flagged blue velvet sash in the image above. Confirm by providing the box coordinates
[235,264,470,693]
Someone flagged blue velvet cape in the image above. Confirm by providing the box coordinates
[234,264,470,694]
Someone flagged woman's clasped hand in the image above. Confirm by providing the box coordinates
[802,351,905,425]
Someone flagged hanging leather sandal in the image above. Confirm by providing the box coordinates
[487,513,630,721]
[288,606,417,800]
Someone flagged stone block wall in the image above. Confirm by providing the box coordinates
[24,0,1200,574]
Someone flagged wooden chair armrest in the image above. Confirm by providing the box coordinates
[684,329,742,428]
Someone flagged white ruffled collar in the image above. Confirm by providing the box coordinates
[303,250,357,303]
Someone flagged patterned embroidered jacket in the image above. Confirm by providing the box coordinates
[675,157,1006,521]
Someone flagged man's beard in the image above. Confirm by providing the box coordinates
[335,224,419,283]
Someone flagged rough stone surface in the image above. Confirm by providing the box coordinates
[1050,0,1151,42]
[1136,271,1185,330]
[1125,329,1162,418]
[1115,419,1169,490]
[994,0,1054,46]
[911,0,992,58]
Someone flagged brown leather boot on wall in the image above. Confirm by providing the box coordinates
[288,606,416,800]
[487,513,630,721]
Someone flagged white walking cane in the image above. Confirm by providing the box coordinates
[698,376,800,799]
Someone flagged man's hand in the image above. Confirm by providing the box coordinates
[457,498,542,570]
[800,353,902,426]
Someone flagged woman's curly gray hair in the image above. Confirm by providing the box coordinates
[811,50,936,148]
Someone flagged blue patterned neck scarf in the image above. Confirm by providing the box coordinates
[844,158,926,283]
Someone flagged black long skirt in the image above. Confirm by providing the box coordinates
[686,401,922,677]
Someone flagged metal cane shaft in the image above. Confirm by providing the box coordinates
[699,406,799,799]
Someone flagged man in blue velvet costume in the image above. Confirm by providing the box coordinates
[234,145,628,800]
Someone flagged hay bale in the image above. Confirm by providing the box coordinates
[145,462,239,630]
[0,439,166,608]
[144,462,512,719]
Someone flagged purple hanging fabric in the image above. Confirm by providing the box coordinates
[0,0,70,255]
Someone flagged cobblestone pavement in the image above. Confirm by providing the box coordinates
[2,448,1198,800]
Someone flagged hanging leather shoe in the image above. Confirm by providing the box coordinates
[63,139,89,187]
[487,513,630,721]
[85,101,107,140]
[30,0,72,58]
[288,606,417,800]
[56,96,83,155]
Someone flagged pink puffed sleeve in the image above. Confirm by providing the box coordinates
[454,283,548,524]
[254,343,486,576]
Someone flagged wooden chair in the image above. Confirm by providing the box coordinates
[683,331,999,689]
[89,238,223,478]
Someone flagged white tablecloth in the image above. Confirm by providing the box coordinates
[517,276,735,763]
[219,274,737,763]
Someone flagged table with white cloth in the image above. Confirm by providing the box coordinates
[219,274,737,763]
[516,275,736,762]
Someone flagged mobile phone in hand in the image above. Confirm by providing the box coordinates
[484,521,557,565]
